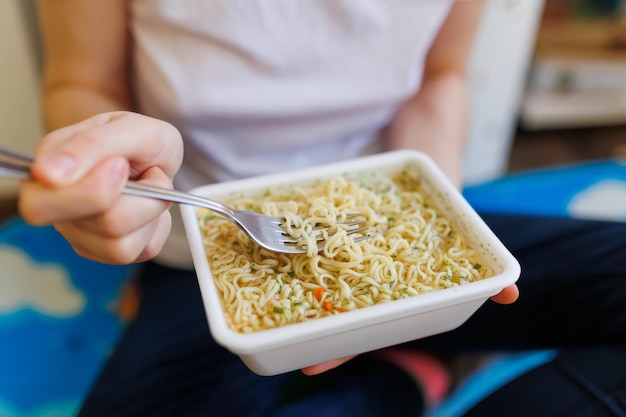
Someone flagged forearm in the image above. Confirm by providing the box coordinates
[387,73,469,188]
[36,0,132,133]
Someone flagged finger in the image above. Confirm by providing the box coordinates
[134,211,173,263]
[489,284,519,304]
[301,355,356,376]
[19,157,129,225]
[32,111,183,186]
[38,165,173,264]
[56,166,172,238]
[56,210,172,265]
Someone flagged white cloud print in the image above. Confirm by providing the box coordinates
[0,245,85,317]
[567,179,626,221]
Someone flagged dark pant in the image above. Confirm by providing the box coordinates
[77,214,626,417]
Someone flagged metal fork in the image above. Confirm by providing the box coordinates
[0,147,369,254]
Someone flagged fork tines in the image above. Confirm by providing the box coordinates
[282,213,371,252]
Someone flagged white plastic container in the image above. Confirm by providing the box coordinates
[180,150,520,376]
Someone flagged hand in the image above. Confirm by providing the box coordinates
[18,111,184,265]
[490,284,519,304]
[301,355,356,376]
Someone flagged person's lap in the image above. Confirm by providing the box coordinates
[77,214,626,417]
[463,345,626,417]
[420,214,626,416]
[416,213,626,351]
[77,263,423,417]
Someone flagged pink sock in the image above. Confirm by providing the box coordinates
[375,348,451,406]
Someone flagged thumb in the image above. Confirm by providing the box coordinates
[33,111,183,187]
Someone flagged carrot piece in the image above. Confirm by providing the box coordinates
[323,301,334,311]
[313,287,324,301]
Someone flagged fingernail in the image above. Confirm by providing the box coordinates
[41,153,77,182]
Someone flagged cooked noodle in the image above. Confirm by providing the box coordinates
[197,169,493,333]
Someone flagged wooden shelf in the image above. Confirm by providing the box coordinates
[520,10,626,129]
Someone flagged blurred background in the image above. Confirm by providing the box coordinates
[515,0,626,170]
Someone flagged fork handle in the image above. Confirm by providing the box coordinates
[123,181,236,218]
[0,148,31,180]
[0,146,236,219]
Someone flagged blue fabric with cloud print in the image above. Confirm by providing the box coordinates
[0,218,135,417]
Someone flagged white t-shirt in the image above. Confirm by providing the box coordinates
[129,0,453,268]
